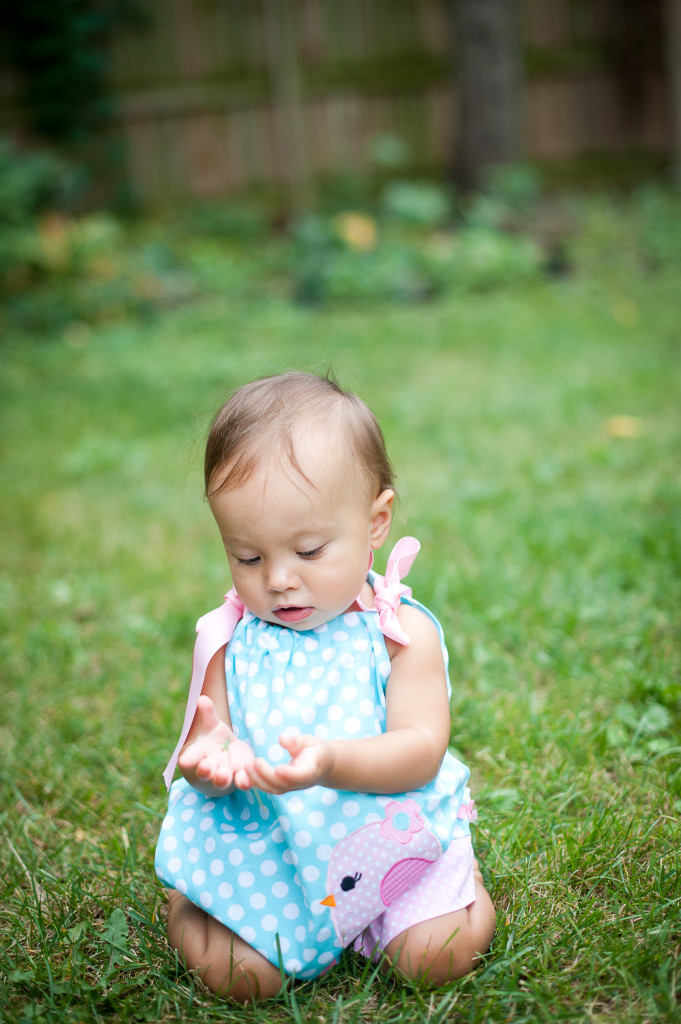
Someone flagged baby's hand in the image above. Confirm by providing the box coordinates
[247,733,332,794]
[178,695,255,792]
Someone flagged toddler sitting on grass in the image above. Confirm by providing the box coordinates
[156,371,495,1000]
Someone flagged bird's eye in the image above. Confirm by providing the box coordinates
[340,872,362,892]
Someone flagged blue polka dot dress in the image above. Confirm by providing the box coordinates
[155,591,474,980]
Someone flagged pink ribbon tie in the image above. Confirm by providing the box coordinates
[457,799,478,822]
[357,536,421,646]
[162,588,245,788]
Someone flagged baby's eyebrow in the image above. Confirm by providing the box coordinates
[224,527,331,547]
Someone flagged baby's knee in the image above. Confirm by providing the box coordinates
[390,937,476,986]
[203,959,283,1003]
[424,933,487,984]
[385,910,494,986]
[165,892,284,1002]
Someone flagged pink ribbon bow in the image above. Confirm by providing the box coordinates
[162,588,245,789]
[457,799,478,822]
[357,536,421,646]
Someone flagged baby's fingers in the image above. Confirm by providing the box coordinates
[278,731,306,756]
[195,751,231,789]
[195,694,221,732]
[178,740,210,771]
[247,758,287,794]
[179,733,226,770]
[232,767,253,790]
[273,759,318,788]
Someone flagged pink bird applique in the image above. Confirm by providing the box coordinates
[320,799,442,945]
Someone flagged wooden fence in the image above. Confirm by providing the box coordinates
[2,0,673,205]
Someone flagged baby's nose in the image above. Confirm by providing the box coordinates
[266,562,299,592]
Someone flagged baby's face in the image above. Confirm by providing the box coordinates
[209,443,392,630]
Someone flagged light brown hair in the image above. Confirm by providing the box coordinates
[204,372,394,501]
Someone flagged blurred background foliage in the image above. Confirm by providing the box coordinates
[1,128,681,338]
[0,0,132,143]
[0,0,677,333]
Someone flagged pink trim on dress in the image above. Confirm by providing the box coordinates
[162,589,245,788]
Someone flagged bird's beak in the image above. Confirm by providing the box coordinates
[321,894,336,907]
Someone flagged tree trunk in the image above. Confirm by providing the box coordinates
[265,0,312,217]
[453,0,522,191]
[665,0,681,185]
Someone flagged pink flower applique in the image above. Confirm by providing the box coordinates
[380,799,425,845]
[457,799,478,822]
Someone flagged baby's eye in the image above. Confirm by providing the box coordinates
[236,555,260,566]
[297,546,325,560]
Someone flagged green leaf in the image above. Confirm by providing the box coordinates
[8,968,35,982]
[66,920,88,943]
[101,907,129,975]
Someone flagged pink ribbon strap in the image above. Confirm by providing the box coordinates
[357,536,421,646]
[162,588,245,788]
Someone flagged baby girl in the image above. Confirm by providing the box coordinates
[155,371,495,1001]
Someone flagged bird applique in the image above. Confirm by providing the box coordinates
[320,799,442,945]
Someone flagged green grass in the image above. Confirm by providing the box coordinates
[1,204,680,1022]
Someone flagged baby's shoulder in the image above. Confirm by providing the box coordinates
[386,600,443,660]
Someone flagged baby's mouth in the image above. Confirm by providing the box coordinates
[274,606,314,624]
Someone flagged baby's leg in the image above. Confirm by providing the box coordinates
[166,891,283,1002]
[383,863,496,985]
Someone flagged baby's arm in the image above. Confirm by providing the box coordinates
[177,645,256,797]
[248,605,451,795]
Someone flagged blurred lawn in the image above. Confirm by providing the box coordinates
[1,220,680,1022]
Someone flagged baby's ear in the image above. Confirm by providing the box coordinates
[370,489,394,549]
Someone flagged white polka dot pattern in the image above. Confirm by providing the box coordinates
[155,602,472,982]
